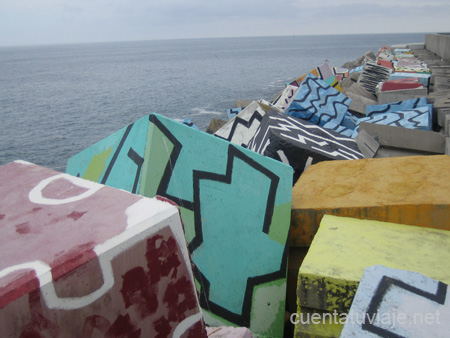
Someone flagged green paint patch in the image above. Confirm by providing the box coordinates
[139,122,174,197]
[194,278,201,294]
[294,305,344,338]
[82,147,112,181]
[179,207,195,244]
[269,202,291,245]
[250,279,286,338]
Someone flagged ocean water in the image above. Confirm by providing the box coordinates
[0,33,426,172]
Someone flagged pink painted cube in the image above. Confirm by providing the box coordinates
[0,161,206,337]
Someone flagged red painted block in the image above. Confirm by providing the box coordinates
[376,59,394,70]
[0,161,206,337]
[379,78,423,92]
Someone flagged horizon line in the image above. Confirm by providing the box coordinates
[0,31,440,49]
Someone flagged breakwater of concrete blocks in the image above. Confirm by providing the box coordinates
[2,33,450,337]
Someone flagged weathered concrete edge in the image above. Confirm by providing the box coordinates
[425,33,450,61]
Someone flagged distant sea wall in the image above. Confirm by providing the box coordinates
[426,33,450,61]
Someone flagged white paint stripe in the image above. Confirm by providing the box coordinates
[304,157,313,172]
[276,150,290,165]
[29,174,103,205]
[172,312,204,338]
[125,198,173,230]
[0,199,197,311]
[14,160,33,165]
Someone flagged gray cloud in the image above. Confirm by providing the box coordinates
[0,0,448,46]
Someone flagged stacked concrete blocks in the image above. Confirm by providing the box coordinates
[358,122,446,157]
[0,161,206,337]
[290,155,450,247]
[67,113,294,337]
[297,215,450,313]
[351,106,433,137]
[295,215,450,336]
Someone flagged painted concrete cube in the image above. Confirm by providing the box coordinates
[351,106,433,138]
[291,155,450,247]
[67,113,293,337]
[341,265,449,337]
[247,112,363,185]
[290,62,343,92]
[389,72,431,87]
[298,215,450,313]
[227,107,243,120]
[322,121,354,137]
[67,114,150,194]
[285,74,351,127]
[357,63,392,96]
[214,101,268,148]
[0,161,206,337]
[270,85,298,111]
[365,97,429,116]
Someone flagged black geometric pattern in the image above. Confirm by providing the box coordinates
[248,112,364,184]
[215,101,265,147]
[358,62,392,96]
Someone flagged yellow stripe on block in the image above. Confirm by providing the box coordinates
[291,155,450,247]
[297,215,450,313]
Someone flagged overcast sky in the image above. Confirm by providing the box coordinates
[1,0,449,46]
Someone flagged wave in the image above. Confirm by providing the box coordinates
[190,108,225,117]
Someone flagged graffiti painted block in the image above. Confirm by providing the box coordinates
[67,114,150,194]
[247,112,363,184]
[332,67,349,82]
[394,64,430,74]
[67,113,293,337]
[322,121,354,138]
[227,107,243,120]
[351,106,432,138]
[290,62,343,92]
[365,97,429,116]
[377,78,423,92]
[376,59,394,71]
[357,63,392,96]
[285,74,351,127]
[341,111,360,130]
[290,155,450,246]
[0,161,206,337]
[214,101,268,147]
[298,215,450,313]
[143,114,292,337]
[182,118,201,130]
[389,72,431,87]
[270,85,298,111]
[341,265,449,337]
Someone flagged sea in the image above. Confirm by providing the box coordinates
[0,33,427,172]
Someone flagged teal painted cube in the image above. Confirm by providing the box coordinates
[67,113,293,337]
